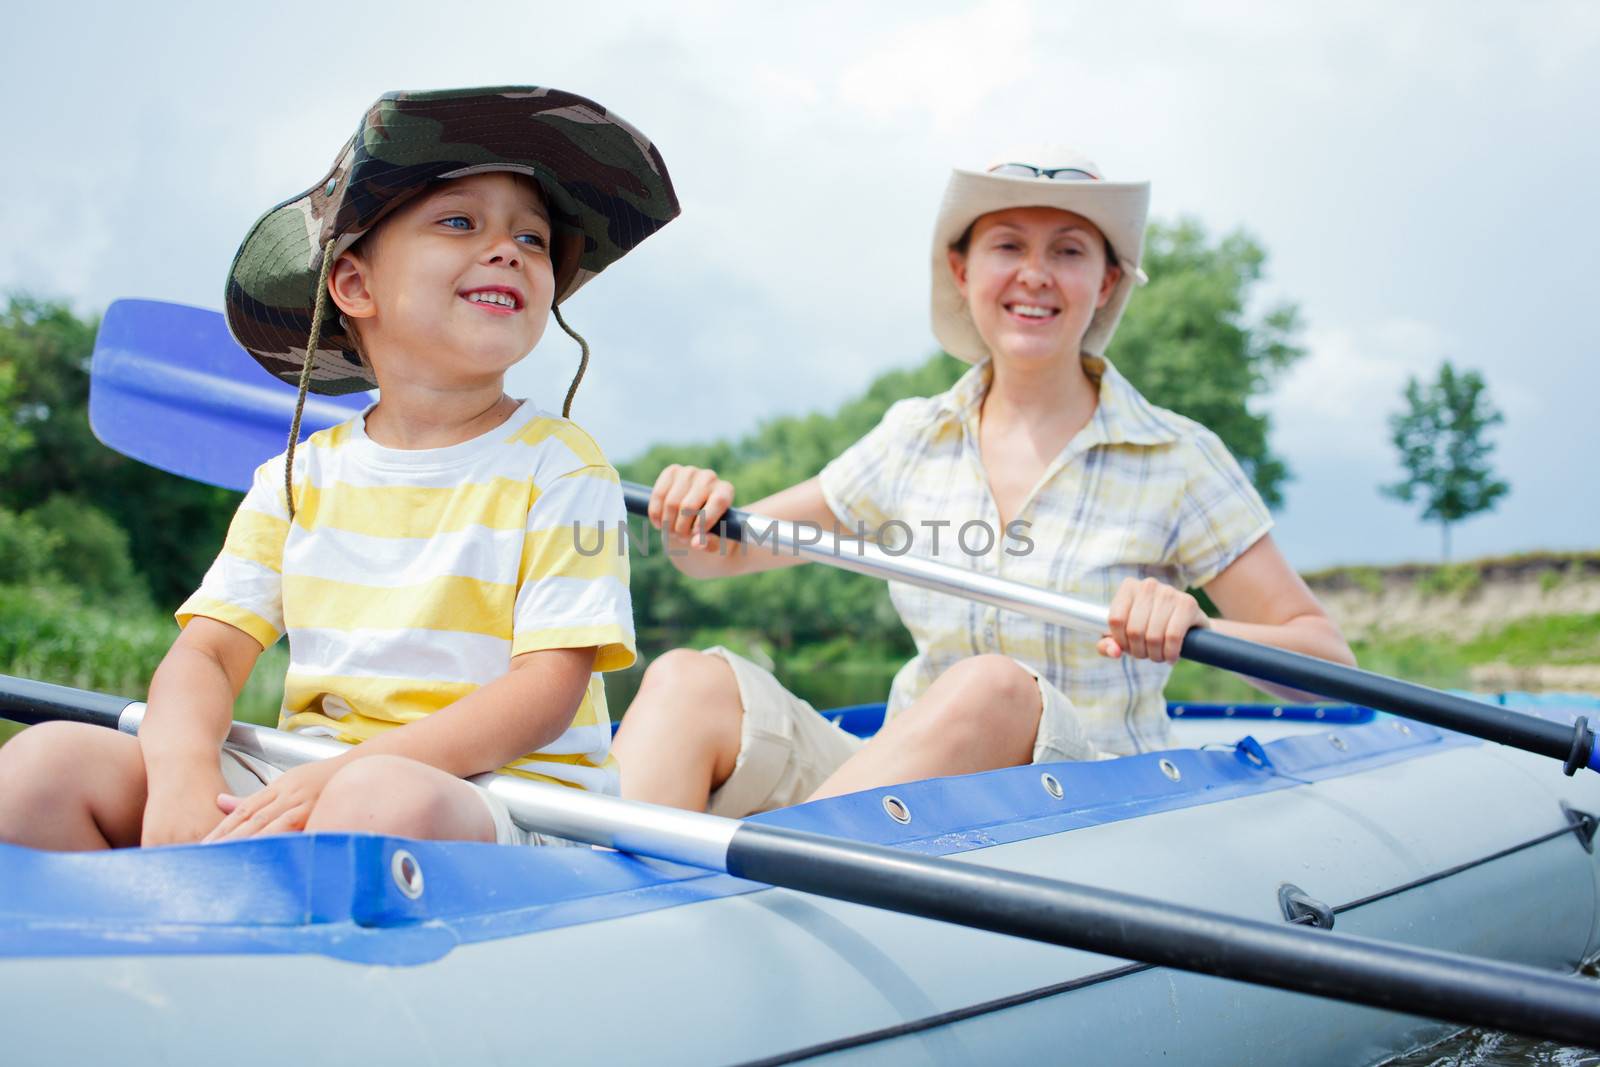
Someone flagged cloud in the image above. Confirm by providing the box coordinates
[1267,318,1450,461]
[4,0,1596,569]
[836,0,1037,130]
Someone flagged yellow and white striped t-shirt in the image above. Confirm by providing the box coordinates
[177,401,633,793]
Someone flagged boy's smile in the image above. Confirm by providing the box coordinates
[461,285,525,314]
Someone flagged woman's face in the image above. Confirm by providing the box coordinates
[948,206,1121,367]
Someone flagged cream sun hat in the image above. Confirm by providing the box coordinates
[930,148,1150,364]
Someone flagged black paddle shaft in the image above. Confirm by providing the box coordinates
[729,823,1600,1049]
[1181,629,1595,773]
[0,675,131,729]
[618,481,1597,774]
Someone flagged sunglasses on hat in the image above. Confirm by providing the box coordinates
[988,163,1100,181]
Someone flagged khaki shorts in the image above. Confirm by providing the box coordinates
[702,646,1104,820]
[218,746,571,847]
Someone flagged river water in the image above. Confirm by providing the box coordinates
[1386,1031,1598,1066]
[1384,965,1599,1066]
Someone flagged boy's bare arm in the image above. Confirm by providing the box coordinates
[345,646,599,777]
[140,617,263,845]
[203,647,599,841]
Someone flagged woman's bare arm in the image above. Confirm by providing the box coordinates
[1203,535,1357,702]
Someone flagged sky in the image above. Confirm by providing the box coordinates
[3,1,1596,570]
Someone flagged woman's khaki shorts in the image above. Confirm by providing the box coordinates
[217,747,572,847]
[701,646,1103,819]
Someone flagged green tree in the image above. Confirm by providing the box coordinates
[1382,360,1508,561]
[1112,219,1306,507]
[0,295,240,604]
[0,356,30,470]
[612,358,966,710]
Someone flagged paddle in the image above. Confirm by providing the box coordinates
[628,486,1599,774]
[87,298,1597,776]
[4,673,1600,1048]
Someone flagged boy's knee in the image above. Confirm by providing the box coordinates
[0,722,99,782]
[309,756,461,838]
[311,757,401,825]
[0,722,144,846]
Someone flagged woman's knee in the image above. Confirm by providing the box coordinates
[910,656,1043,752]
[626,650,743,734]
[942,655,1041,713]
[640,649,738,696]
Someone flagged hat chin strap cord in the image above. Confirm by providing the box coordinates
[284,237,339,521]
[552,303,589,419]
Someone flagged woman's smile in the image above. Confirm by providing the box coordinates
[1004,301,1061,323]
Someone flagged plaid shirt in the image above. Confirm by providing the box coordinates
[818,356,1272,755]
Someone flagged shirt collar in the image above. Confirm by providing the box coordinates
[940,355,1182,448]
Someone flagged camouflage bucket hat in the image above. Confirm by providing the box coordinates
[226,86,680,395]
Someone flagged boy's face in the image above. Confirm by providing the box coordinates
[330,172,557,388]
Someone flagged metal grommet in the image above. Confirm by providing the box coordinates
[1329,735,1348,751]
[882,795,912,824]
[391,849,424,900]
[1271,706,1284,718]
[323,177,338,197]
[1158,758,1181,782]
[1041,772,1064,799]
[1392,721,1412,736]
[1172,706,1186,717]
[1223,706,1235,717]
[1313,708,1326,719]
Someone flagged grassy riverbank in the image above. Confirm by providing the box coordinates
[4,551,1597,751]
[0,582,286,746]
[607,551,1600,712]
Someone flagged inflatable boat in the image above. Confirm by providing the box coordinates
[1,686,1597,1065]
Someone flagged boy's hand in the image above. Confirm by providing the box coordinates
[142,768,231,847]
[203,757,346,843]
[649,464,735,551]
[1099,576,1210,664]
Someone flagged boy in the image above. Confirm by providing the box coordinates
[0,87,679,849]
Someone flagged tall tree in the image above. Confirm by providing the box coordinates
[0,349,30,472]
[1382,360,1508,561]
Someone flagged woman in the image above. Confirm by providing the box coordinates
[612,149,1355,815]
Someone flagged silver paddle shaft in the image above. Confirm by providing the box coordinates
[714,511,1111,636]
[115,703,739,869]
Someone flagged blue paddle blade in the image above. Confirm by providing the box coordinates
[89,299,373,493]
